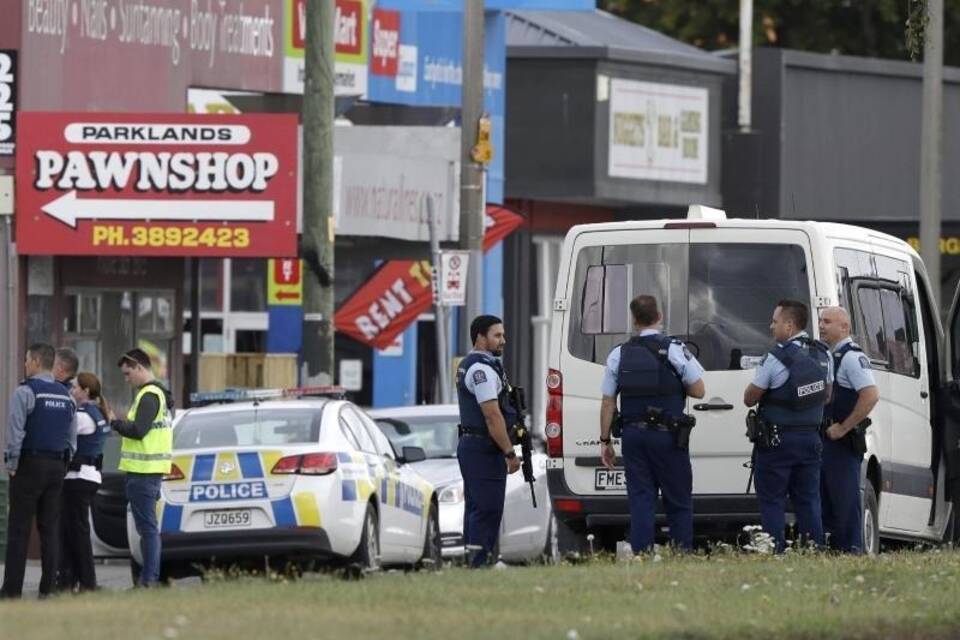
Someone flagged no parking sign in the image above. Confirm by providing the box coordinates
[438,251,469,306]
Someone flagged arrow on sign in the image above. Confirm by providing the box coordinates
[275,291,301,301]
[40,191,275,229]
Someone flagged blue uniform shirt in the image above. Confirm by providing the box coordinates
[833,337,877,392]
[463,351,503,404]
[601,329,705,397]
[752,332,834,390]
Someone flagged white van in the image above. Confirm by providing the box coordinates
[545,205,957,553]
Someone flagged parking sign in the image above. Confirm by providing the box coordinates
[438,251,469,306]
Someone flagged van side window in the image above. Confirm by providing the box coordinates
[879,288,919,377]
[855,287,887,363]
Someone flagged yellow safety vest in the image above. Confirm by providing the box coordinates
[118,383,173,474]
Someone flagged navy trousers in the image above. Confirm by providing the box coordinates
[755,430,824,552]
[457,436,507,567]
[621,427,693,552]
[820,437,863,553]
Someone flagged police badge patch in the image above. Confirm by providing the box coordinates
[859,356,870,369]
[473,370,488,384]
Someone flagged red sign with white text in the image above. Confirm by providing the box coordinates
[336,259,435,349]
[15,112,299,257]
[336,205,527,348]
[370,9,400,76]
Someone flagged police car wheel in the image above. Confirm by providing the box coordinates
[417,504,442,571]
[540,513,560,565]
[863,482,880,556]
[350,504,380,571]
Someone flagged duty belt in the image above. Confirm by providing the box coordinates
[624,421,674,433]
[20,448,68,461]
[459,425,488,437]
[769,424,821,432]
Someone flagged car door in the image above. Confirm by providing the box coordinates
[357,409,426,560]
[339,406,401,561]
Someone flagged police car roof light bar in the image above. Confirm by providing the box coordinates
[189,385,347,406]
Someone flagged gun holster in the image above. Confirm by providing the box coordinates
[673,415,696,451]
[611,410,623,439]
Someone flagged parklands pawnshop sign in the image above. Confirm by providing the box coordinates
[15,112,298,257]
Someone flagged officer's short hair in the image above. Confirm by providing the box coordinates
[629,295,660,327]
[470,315,503,344]
[27,343,56,370]
[117,348,152,370]
[776,299,809,330]
[55,347,79,378]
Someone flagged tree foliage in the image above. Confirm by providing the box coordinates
[602,0,960,66]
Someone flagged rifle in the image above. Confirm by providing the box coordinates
[508,385,538,508]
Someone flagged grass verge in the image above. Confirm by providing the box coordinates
[4,550,960,639]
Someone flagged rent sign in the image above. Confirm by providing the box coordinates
[15,112,298,257]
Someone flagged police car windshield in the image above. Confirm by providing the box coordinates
[174,409,322,449]
[375,416,459,459]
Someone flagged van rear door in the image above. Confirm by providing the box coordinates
[560,225,817,498]
[687,227,816,495]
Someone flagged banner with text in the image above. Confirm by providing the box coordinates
[15,112,299,256]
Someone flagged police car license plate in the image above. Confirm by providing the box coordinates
[203,509,252,529]
[595,469,625,491]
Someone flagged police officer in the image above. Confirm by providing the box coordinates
[1,343,77,599]
[744,299,832,552]
[456,315,521,567]
[53,347,79,390]
[599,295,705,552]
[818,306,879,553]
[110,349,174,587]
[59,372,112,592]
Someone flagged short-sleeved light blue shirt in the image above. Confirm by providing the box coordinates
[752,331,834,390]
[463,351,503,404]
[600,329,705,397]
[833,337,877,391]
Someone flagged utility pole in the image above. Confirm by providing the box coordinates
[428,196,451,403]
[302,0,336,384]
[460,0,485,352]
[738,0,753,132]
[919,0,944,308]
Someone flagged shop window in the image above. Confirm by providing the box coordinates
[183,259,225,312]
[64,294,101,333]
[231,259,267,311]
[235,330,266,353]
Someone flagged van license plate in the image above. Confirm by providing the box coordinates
[595,469,625,491]
[203,509,252,529]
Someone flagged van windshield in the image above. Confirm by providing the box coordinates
[569,243,810,371]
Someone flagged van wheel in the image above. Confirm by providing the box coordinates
[556,517,587,558]
[863,482,880,555]
[350,504,381,572]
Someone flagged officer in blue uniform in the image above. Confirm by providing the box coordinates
[744,299,832,552]
[456,315,522,567]
[60,372,112,592]
[1,343,77,599]
[818,306,879,553]
[599,295,705,552]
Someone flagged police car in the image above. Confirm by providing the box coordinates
[128,387,441,579]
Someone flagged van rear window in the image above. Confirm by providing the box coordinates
[569,243,810,371]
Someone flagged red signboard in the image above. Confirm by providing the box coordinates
[336,205,526,348]
[370,9,400,77]
[336,260,434,349]
[15,112,299,257]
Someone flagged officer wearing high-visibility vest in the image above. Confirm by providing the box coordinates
[110,348,174,587]
[456,315,521,568]
[1,344,77,599]
[818,306,879,553]
[744,299,833,552]
[599,295,705,552]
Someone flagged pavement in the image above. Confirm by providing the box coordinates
[0,559,134,598]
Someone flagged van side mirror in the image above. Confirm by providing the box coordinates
[400,446,427,464]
